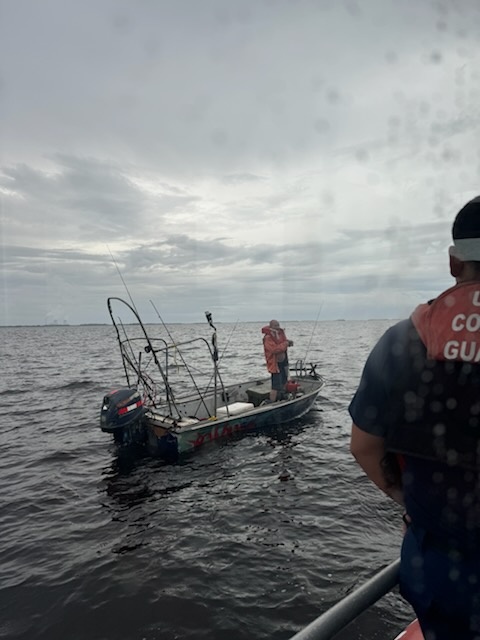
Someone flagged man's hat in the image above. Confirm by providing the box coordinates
[449,196,480,261]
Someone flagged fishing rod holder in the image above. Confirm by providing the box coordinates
[291,360,321,380]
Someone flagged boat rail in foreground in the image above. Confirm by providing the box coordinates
[287,559,419,640]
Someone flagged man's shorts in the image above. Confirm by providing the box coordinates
[271,372,284,391]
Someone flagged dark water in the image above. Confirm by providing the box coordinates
[0,320,413,640]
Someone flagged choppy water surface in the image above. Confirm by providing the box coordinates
[0,320,413,640]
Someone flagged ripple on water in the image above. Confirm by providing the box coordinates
[0,321,412,640]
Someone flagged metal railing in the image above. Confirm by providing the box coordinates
[288,559,401,640]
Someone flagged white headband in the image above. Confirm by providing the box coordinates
[449,238,480,262]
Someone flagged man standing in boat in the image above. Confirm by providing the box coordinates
[349,195,480,640]
[262,319,293,402]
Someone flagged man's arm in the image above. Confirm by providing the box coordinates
[265,336,289,355]
[350,423,404,507]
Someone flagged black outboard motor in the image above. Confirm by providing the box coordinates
[100,388,145,435]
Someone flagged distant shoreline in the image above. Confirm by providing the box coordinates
[0,318,401,328]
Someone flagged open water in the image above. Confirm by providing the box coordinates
[0,319,414,640]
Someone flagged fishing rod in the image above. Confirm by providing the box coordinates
[150,300,211,416]
[178,318,238,376]
[117,316,158,406]
[190,317,239,418]
[292,303,323,380]
[303,302,323,364]
[105,251,177,413]
[106,247,143,387]
[219,318,239,362]
[106,245,138,314]
[108,296,177,415]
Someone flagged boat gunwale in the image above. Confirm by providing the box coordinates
[143,375,324,431]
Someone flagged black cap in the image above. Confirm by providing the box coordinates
[452,196,480,240]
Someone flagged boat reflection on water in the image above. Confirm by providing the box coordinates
[100,447,194,555]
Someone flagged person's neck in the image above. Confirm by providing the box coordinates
[456,274,480,284]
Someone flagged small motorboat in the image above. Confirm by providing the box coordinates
[100,297,325,459]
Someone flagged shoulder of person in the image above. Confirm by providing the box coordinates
[366,318,421,371]
[383,318,419,345]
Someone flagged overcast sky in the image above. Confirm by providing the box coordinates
[1,0,480,326]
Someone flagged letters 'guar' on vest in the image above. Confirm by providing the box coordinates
[386,282,480,470]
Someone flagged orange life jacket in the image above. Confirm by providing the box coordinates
[386,282,480,470]
[412,281,480,362]
[261,326,289,374]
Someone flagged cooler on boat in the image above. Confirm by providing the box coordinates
[246,381,272,406]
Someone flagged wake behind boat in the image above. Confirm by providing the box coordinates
[100,298,325,459]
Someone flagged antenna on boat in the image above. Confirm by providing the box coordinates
[205,310,219,416]
[106,245,138,313]
[190,317,239,417]
[205,311,218,361]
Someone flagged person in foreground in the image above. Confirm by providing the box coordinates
[349,196,480,640]
[262,319,293,402]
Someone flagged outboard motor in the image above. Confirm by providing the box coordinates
[100,388,144,434]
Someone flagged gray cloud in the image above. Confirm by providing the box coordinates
[2,1,480,173]
[1,0,480,325]
[1,155,200,248]
[0,209,453,325]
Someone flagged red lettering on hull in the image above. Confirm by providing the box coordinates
[190,420,256,449]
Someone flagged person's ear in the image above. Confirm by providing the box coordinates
[450,254,464,278]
